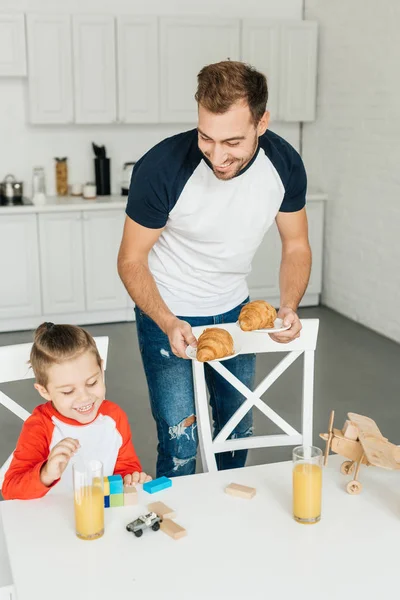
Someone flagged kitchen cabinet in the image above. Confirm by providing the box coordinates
[279,21,318,122]
[117,16,159,123]
[72,15,117,124]
[241,20,318,122]
[0,195,324,333]
[38,212,86,314]
[83,210,130,311]
[159,17,240,123]
[26,14,73,124]
[0,13,26,76]
[0,214,41,319]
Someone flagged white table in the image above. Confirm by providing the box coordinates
[1,456,399,600]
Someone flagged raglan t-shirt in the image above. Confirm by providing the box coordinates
[126,128,307,317]
[1,400,141,500]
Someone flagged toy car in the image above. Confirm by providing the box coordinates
[126,512,161,538]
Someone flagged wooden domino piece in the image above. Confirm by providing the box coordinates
[124,485,138,506]
[148,501,176,519]
[225,482,256,499]
[160,519,186,540]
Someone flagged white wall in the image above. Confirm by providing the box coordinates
[0,0,302,197]
[303,0,400,343]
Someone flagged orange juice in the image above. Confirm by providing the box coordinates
[74,485,104,540]
[293,462,322,524]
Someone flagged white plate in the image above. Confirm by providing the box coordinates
[235,317,291,334]
[185,341,242,363]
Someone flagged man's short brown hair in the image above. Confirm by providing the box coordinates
[195,61,268,125]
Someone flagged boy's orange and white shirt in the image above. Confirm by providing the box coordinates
[1,400,142,500]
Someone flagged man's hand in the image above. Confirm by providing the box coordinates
[164,317,197,359]
[124,472,152,486]
[269,306,302,344]
[40,438,80,487]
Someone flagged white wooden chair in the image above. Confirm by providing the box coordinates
[192,319,319,472]
[0,337,109,600]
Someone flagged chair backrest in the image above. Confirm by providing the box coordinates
[191,319,319,473]
[0,336,109,489]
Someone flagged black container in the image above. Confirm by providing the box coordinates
[94,158,111,196]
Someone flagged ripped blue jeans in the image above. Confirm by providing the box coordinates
[135,299,256,478]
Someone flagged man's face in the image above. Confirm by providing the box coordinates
[197,100,269,180]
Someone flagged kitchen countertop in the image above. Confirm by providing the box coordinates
[0,192,328,216]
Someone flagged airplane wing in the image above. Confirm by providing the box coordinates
[347,413,385,439]
[358,433,400,470]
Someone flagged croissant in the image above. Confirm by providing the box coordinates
[196,328,235,362]
[238,300,277,331]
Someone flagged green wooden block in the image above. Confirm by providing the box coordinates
[110,493,124,507]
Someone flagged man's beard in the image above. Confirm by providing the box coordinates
[204,135,259,181]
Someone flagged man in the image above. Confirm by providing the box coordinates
[118,61,311,478]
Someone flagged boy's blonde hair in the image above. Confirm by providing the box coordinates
[30,322,102,387]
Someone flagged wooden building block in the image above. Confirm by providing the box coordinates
[148,501,176,519]
[124,484,138,495]
[103,477,110,496]
[225,483,256,499]
[110,493,124,507]
[124,491,137,506]
[143,476,172,494]
[108,474,124,494]
[160,519,186,540]
[342,420,359,441]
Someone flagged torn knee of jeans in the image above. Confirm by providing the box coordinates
[168,415,197,441]
[230,425,254,440]
[160,348,170,358]
[172,455,196,472]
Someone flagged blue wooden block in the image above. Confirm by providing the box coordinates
[108,474,123,495]
[143,476,172,494]
[104,495,110,508]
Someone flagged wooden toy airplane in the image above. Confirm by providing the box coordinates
[320,411,400,495]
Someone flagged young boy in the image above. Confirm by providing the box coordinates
[1,322,151,500]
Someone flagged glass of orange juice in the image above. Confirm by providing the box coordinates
[73,459,104,540]
[292,446,322,525]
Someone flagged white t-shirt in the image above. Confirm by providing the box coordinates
[126,129,307,316]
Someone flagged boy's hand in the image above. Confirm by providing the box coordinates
[124,472,152,486]
[40,438,80,487]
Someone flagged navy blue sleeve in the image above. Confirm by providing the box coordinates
[125,156,169,229]
[279,150,307,213]
[125,130,201,229]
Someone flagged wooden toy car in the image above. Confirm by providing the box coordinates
[320,410,400,495]
[126,512,161,538]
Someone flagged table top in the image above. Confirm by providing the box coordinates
[2,456,399,600]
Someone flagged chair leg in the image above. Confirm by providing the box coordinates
[192,361,218,473]
[302,350,315,447]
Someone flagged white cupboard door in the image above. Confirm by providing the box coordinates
[72,15,117,124]
[279,21,318,122]
[38,212,85,314]
[241,20,280,121]
[82,210,128,311]
[0,13,26,76]
[117,16,158,123]
[0,214,41,319]
[247,223,281,302]
[306,201,323,295]
[159,17,240,123]
[26,14,73,124]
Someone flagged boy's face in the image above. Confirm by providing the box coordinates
[197,100,269,181]
[34,350,105,424]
